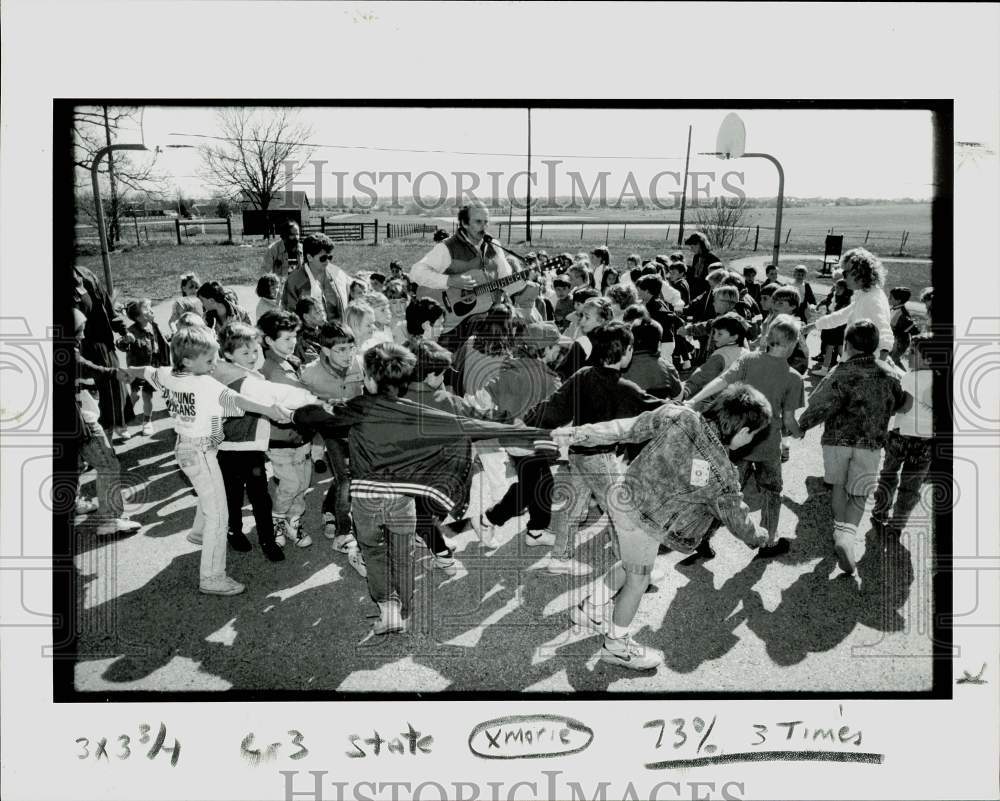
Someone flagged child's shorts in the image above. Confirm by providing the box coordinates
[130,377,155,394]
[822,445,881,496]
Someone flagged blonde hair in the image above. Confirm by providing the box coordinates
[362,291,389,311]
[712,286,740,305]
[169,297,204,326]
[170,325,218,369]
[768,314,801,344]
[345,300,375,334]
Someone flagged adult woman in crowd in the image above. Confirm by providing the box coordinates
[684,231,723,299]
[197,281,252,333]
[72,265,132,440]
[281,233,352,322]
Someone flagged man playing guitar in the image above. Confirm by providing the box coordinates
[410,200,524,352]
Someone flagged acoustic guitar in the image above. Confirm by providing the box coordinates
[423,254,572,331]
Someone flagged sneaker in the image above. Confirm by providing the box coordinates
[331,533,355,554]
[679,359,692,370]
[372,600,407,635]
[323,513,337,540]
[273,518,288,547]
[546,557,592,577]
[95,517,141,536]
[261,541,286,562]
[755,537,791,560]
[75,497,99,515]
[600,635,663,671]
[199,575,245,596]
[347,545,367,577]
[287,517,312,548]
[314,459,328,474]
[525,529,556,547]
[570,600,608,635]
[833,529,857,574]
[678,538,715,568]
[186,530,203,545]
[432,552,458,576]
[227,532,253,552]
[141,421,154,436]
[114,427,132,442]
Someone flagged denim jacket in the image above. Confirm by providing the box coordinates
[798,354,906,449]
[566,404,767,553]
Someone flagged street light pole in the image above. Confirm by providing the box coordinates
[90,143,149,295]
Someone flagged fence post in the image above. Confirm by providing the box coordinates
[623,222,627,240]
[540,222,544,240]
[784,228,791,245]
[374,219,379,245]
[175,219,182,245]
[864,229,870,244]
[754,225,760,252]
[226,216,233,244]
[321,217,326,234]
[144,225,149,244]
[605,223,610,245]
[132,214,141,246]
[665,225,670,241]
[580,223,584,240]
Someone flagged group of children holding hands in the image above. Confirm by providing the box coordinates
[74,241,937,670]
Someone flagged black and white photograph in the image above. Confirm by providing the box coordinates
[56,102,949,697]
[2,3,998,801]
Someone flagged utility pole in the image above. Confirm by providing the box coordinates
[102,106,121,249]
[526,107,532,244]
[677,124,692,245]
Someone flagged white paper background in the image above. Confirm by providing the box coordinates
[1,2,998,800]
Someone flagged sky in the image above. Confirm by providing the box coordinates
[89,105,937,204]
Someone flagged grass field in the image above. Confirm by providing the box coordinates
[78,201,933,256]
[77,232,933,308]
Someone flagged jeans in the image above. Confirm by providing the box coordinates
[550,451,626,560]
[872,431,933,527]
[415,496,451,556]
[738,459,783,537]
[321,437,353,535]
[485,453,554,531]
[268,443,312,521]
[353,494,417,616]
[175,438,228,582]
[217,451,275,545]
[79,421,125,519]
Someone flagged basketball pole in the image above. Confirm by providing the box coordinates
[742,152,785,268]
[705,149,786,268]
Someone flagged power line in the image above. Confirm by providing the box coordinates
[166,130,708,161]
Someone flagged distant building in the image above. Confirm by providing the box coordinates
[241,190,312,213]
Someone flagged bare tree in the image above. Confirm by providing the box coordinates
[694,197,751,251]
[199,108,315,215]
[74,106,167,248]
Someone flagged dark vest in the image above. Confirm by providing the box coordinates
[443,234,500,277]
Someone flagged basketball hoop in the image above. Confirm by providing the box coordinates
[716,113,747,160]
